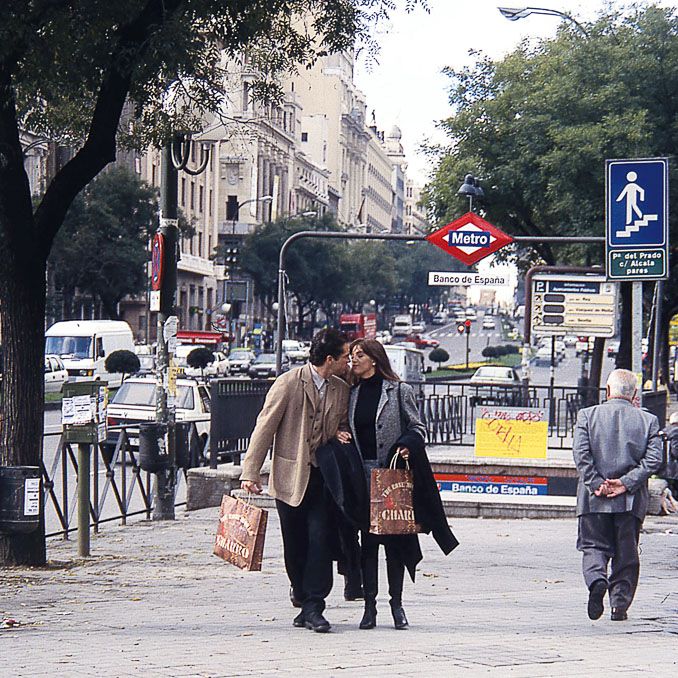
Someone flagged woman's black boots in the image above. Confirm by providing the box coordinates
[387,557,408,629]
[359,597,377,629]
[390,600,409,630]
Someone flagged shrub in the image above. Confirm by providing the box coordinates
[429,347,450,369]
[105,349,140,383]
[187,347,215,379]
[481,346,498,359]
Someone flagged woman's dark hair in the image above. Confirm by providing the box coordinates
[309,328,348,366]
[350,339,400,382]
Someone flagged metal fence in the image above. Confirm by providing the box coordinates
[41,422,206,539]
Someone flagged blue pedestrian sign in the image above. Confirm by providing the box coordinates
[606,158,669,280]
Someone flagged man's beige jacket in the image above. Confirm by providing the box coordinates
[240,364,349,507]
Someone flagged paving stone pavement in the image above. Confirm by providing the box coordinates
[1,508,677,677]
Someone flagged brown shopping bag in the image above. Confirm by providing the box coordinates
[369,455,419,535]
[214,494,267,571]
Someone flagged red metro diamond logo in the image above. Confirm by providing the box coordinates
[426,212,513,266]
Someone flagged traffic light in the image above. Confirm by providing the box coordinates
[224,245,239,271]
[464,319,472,334]
[456,323,466,335]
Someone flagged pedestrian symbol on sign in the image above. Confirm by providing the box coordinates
[615,171,658,238]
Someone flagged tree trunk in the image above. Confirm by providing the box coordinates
[0,255,47,565]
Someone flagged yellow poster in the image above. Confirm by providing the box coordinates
[474,406,548,459]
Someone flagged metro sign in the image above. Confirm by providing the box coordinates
[426,212,513,266]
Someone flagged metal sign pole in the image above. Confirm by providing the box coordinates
[632,281,643,392]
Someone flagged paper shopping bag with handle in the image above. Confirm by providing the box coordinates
[214,494,267,571]
[369,455,419,535]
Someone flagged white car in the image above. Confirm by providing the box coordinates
[105,376,211,451]
[432,311,448,325]
[282,339,309,363]
[175,345,229,379]
[482,317,496,330]
[44,355,69,393]
[411,321,426,334]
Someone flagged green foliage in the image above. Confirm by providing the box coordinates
[48,168,159,318]
[426,5,678,279]
[104,349,140,382]
[481,346,498,359]
[187,347,215,379]
[429,347,450,367]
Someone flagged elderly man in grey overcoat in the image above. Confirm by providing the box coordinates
[573,368,663,622]
[241,328,350,633]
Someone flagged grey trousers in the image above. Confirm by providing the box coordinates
[577,512,641,610]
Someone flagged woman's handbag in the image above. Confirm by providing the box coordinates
[369,454,419,535]
[213,494,268,571]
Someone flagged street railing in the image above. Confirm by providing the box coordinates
[41,422,206,539]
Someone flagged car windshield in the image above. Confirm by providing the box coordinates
[230,351,251,359]
[113,381,194,409]
[45,336,92,359]
[254,354,275,364]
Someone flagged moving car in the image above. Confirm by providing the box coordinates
[482,317,496,330]
[432,311,448,325]
[392,315,414,337]
[228,349,256,374]
[248,352,290,379]
[403,334,440,349]
[411,321,426,334]
[469,366,522,407]
[534,345,555,366]
[105,376,211,452]
[44,355,69,393]
[282,339,309,364]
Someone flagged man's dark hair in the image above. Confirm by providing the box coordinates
[309,328,348,366]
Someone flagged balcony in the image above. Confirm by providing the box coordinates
[219,220,257,236]
[177,253,215,277]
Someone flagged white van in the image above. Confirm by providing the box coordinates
[45,320,135,387]
[385,344,426,400]
[392,315,413,337]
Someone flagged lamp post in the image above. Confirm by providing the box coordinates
[457,174,484,213]
[497,6,589,37]
[231,195,273,234]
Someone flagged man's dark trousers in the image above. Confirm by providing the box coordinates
[276,467,333,615]
[577,512,641,610]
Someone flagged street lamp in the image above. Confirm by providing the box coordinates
[231,195,273,233]
[497,6,589,37]
[457,174,483,212]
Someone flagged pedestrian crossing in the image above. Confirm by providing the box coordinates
[428,330,503,339]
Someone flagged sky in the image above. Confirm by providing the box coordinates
[354,1,666,186]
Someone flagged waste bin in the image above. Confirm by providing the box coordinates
[138,422,169,473]
[0,466,41,534]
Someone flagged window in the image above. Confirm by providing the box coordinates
[190,182,195,210]
[181,177,186,206]
[301,132,308,142]
[226,195,239,221]
[199,185,204,213]
[243,82,250,112]
[209,189,213,216]
[198,232,203,257]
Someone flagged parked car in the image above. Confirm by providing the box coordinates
[282,339,309,364]
[403,334,440,349]
[248,352,290,379]
[575,337,594,356]
[44,355,69,393]
[482,317,496,330]
[469,366,522,407]
[180,348,230,379]
[105,376,211,453]
[228,349,256,374]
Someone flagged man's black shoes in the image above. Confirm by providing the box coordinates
[292,611,306,628]
[304,610,331,633]
[611,607,628,621]
[587,580,608,620]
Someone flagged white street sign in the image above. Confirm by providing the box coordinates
[428,271,511,287]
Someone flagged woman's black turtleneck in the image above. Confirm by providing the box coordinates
[354,372,383,460]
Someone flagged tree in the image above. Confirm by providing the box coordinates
[105,349,140,384]
[426,5,678,380]
[429,347,449,369]
[186,347,214,380]
[49,168,157,319]
[481,346,498,360]
[0,1,418,565]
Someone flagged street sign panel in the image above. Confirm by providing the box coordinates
[426,212,513,266]
[531,275,618,338]
[606,158,669,280]
[427,271,511,286]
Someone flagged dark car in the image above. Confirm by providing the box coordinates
[229,349,256,374]
[247,352,290,379]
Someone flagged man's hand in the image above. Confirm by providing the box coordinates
[335,430,352,444]
[241,480,262,494]
[594,482,609,497]
[604,478,627,497]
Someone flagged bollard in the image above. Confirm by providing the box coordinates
[77,443,91,557]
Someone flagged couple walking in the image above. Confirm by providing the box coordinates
[240,328,458,633]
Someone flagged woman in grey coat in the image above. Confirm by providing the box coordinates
[346,338,426,630]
